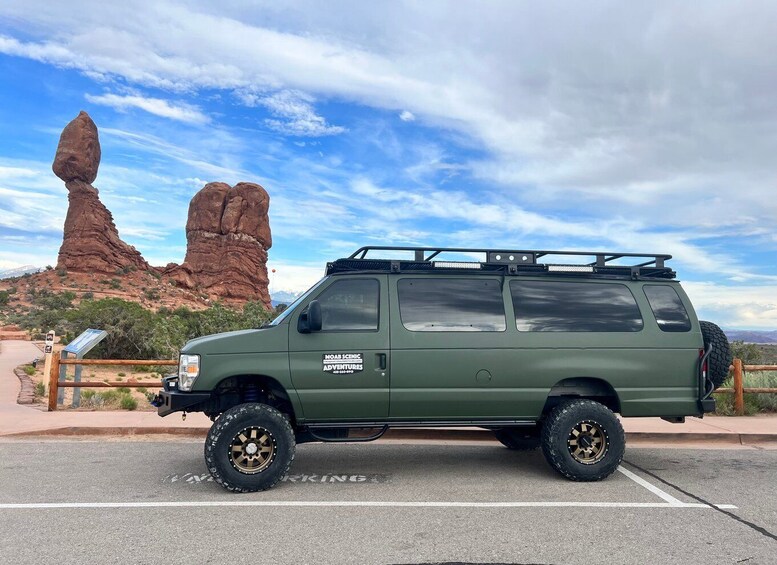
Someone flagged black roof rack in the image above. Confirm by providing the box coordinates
[325,246,676,280]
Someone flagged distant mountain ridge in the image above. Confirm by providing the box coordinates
[271,290,301,307]
[0,265,41,280]
[724,330,777,344]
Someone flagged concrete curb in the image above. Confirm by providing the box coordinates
[2,426,776,445]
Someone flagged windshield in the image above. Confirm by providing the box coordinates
[264,276,328,327]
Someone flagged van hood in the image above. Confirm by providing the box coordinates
[181,325,287,356]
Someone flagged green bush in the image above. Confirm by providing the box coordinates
[137,387,147,393]
[0,291,9,306]
[34,382,45,396]
[98,390,121,403]
[81,390,95,400]
[116,387,131,394]
[23,365,36,376]
[120,395,138,410]
[731,341,762,365]
[117,372,126,377]
[715,371,777,415]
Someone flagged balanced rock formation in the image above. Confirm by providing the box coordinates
[53,111,149,273]
[166,182,272,308]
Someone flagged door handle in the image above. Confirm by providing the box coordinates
[376,353,387,370]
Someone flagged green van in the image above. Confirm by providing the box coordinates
[153,246,731,492]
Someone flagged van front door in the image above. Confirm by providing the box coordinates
[289,276,389,421]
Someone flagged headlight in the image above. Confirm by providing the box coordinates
[178,354,200,391]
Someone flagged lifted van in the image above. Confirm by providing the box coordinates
[153,246,731,492]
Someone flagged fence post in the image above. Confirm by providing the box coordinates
[733,358,744,416]
[47,353,60,412]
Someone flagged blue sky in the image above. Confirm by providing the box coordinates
[0,1,776,328]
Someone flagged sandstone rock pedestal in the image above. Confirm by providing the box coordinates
[167,182,273,309]
[53,111,149,273]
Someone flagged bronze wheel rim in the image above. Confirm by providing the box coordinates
[229,426,276,474]
[567,420,607,464]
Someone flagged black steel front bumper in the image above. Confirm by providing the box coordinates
[151,376,211,417]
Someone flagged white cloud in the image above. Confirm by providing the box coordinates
[683,282,777,329]
[257,90,345,137]
[84,93,210,124]
[399,110,415,122]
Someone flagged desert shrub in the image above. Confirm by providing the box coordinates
[81,390,95,400]
[143,288,160,301]
[34,382,45,396]
[117,372,126,377]
[23,365,35,376]
[137,387,147,393]
[731,341,762,365]
[109,278,122,290]
[120,395,138,410]
[116,387,130,394]
[81,292,94,300]
[0,291,9,306]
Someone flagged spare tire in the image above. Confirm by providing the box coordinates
[700,320,732,389]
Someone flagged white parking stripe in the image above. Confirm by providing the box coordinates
[617,466,686,507]
[0,500,715,510]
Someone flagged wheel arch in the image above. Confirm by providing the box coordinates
[210,374,300,422]
[542,377,621,416]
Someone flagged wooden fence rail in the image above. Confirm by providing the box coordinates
[47,357,178,411]
[46,356,777,414]
[712,359,777,416]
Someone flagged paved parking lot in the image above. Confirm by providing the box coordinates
[0,439,775,564]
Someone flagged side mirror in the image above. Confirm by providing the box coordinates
[298,300,323,333]
[308,300,322,332]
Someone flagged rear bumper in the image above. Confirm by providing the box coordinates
[152,376,211,417]
[699,398,716,414]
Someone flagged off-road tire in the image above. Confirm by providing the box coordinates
[700,320,732,389]
[494,427,541,451]
[204,403,295,493]
[540,399,624,481]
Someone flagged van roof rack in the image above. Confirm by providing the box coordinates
[326,246,676,280]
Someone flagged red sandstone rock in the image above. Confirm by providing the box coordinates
[52,111,101,183]
[53,112,149,274]
[57,181,150,273]
[167,182,272,309]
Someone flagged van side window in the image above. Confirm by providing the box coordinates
[644,285,692,332]
[315,279,379,331]
[397,278,506,332]
[510,281,643,332]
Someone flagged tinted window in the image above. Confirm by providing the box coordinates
[644,285,692,332]
[398,278,506,332]
[315,279,379,331]
[511,281,643,332]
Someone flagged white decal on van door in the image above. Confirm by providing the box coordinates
[322,353,364,374]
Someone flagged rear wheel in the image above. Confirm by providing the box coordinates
[541,399,624,481]
[204,403,295,492]
[493,427,540,451]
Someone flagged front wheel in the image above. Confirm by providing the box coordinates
[204,403,296,492]
[541,399,624,481]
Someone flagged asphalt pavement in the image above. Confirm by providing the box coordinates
[0,440,775,564]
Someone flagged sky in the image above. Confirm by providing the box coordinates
[0,0,775,328]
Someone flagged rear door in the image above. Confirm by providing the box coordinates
[388,276,523,419]
[288,275,390,421]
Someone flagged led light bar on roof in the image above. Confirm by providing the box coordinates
[433,261,482,269]
[547,265,594,273]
